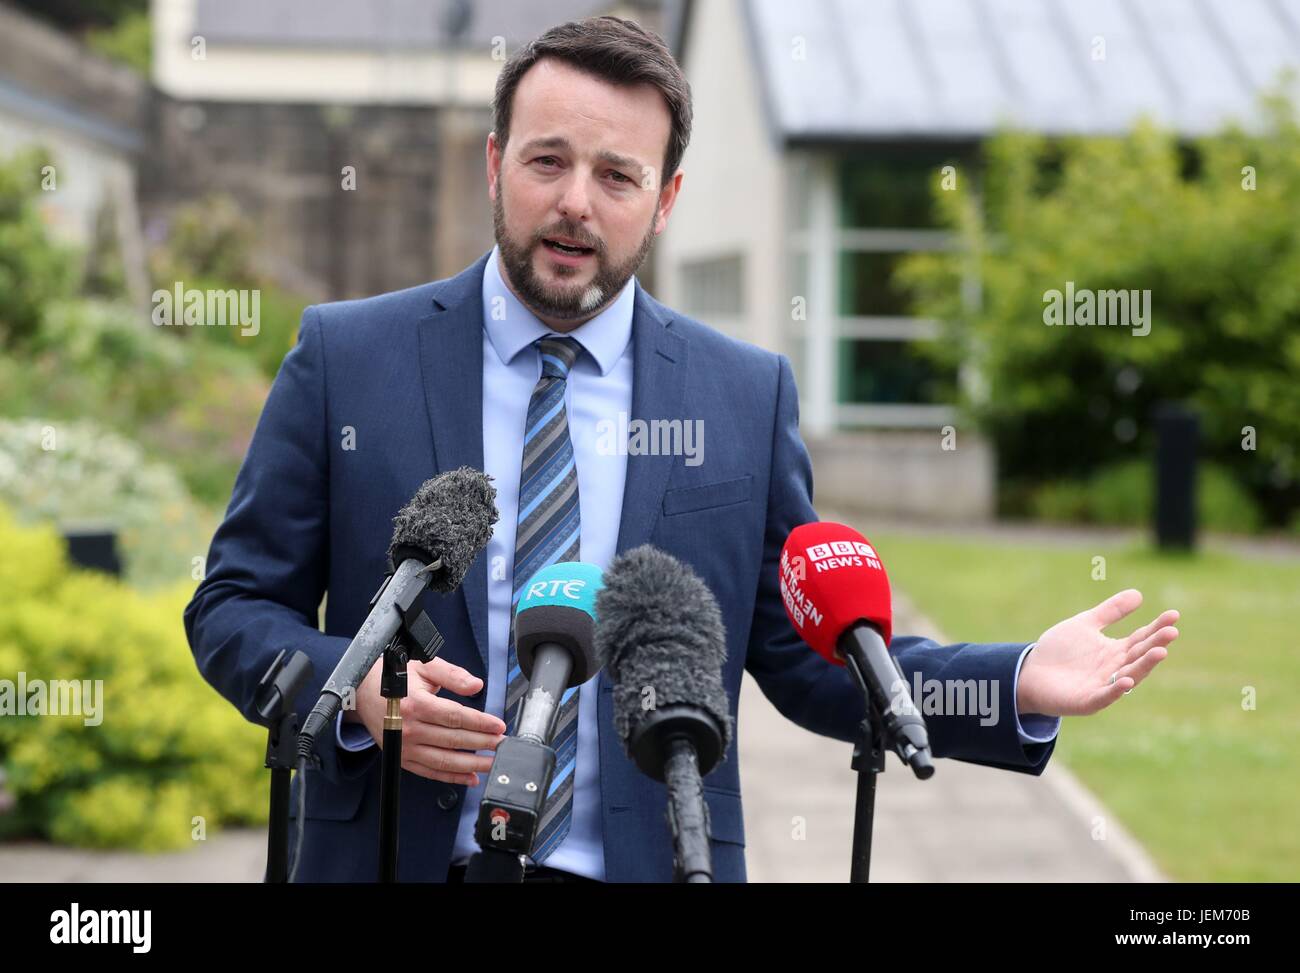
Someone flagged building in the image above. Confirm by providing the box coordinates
[149,0,663,299]
[658,0,1300,519]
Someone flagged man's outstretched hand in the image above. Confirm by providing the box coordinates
[1017,589,1179,718]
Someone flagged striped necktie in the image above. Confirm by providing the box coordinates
[506,335,582,864]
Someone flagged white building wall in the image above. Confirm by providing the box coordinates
[654,0,784,353]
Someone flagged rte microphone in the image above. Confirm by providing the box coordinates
[779,522,934,779]
[297,467,498,760]
[472,561,603,869]
[594,545,732,883]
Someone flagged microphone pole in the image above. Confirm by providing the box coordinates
[779,522,935,884]
[253,649,313,883]
[840,621,934,884]
[377,582,446,883]
[631,705,721,883]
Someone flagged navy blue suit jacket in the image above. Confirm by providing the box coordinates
[184,249,1055,882]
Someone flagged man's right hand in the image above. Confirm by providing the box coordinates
[344,657,506,786]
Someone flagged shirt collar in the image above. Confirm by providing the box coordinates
[482,243,635,376]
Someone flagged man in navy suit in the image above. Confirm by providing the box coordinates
[184,17,1178,882]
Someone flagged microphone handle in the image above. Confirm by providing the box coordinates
[299,556,430,757]
[839,622,934,779]
[664,736,713,883]
[514,642,574,745]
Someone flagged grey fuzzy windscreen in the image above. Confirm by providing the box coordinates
[594,545,733,752]
[388,467,498,592]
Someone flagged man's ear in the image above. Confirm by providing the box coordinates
[486,132,501,199]
[653,168,684,234]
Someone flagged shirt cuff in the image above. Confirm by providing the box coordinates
[335,710,377,752]
[1013,642,1062,744]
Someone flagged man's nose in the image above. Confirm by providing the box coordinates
[556,171,593,223]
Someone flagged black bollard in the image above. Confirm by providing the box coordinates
[62,528,123,576]
[1153,403,1198,551]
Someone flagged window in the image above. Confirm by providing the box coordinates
[680,254,744,318]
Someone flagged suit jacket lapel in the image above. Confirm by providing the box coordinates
[417,250,491,670]
[615,282,686,556]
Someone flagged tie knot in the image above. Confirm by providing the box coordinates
[537,336,581,379]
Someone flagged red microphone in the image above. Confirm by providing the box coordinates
[780,523,933,778]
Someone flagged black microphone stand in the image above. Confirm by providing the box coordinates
[629,704,724,884]
[842,646,934,884]
[254,650,314,883]
[377,595,446,882]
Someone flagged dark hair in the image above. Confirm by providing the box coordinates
[492,16,692,187]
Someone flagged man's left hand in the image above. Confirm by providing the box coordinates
[1017,588,1179,717]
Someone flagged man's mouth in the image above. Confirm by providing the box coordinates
[542,238,595,257]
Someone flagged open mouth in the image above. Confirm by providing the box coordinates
[542,238,595,257]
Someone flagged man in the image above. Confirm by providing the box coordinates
[184,17,1178,883]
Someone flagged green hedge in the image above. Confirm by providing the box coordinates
[0,505,266,850]
[1029,460,1264,534]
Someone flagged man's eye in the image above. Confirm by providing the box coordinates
[609,171,632,183]
[535,156,559,168]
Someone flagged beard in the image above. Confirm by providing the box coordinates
[492,184,656,322]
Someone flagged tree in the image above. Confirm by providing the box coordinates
[899,93,1300,527]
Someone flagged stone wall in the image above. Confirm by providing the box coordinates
[140,98,470,302]
[808,430,997,522]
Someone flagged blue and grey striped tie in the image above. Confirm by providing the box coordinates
[507,335,582,864]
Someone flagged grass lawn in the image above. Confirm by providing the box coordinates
[868,530,1299,882]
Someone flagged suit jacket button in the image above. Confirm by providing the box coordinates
[437,789,460,810]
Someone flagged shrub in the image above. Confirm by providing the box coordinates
[0,505,266,850]
[1029,460,1264,533]
[899,93,1300,528]
[0,148,78,347]
[0,297,271,508]
[0,418,211,589]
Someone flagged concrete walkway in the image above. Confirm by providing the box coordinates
[0,828,264,882]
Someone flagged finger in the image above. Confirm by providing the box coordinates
[1118,644,1170,687]
[1087,588,1143,629]
[415,658,485,697]
[415,695,508,736]
[405,721,505,753]
[1124,624,1179,666]
[1084,674,1137,714]
[400,764,481,787]
[403,744,496,777]
[1125,609,1180,649]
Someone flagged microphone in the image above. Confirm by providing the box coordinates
[594,545,732,883]
[297,467,498,759]
[779,522,933,779]
[473,561,603,864]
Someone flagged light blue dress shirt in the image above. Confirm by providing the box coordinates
[336,244,1060,878]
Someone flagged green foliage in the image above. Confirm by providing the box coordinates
[898,92,1300,527]
[150,195,262,291]
[150,195,308,380]
[0,148,79,347]
[1029,461,1264,534]
[0,505,266,850]
[0,418,215,589]
[0,298,270,508]
[84,9,151,75]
